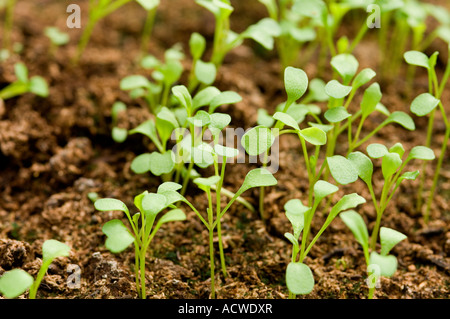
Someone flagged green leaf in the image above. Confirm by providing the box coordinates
[157,182,182,193]
[156,209,186,226]
[0,269,34,299]
[361,83,382,118]
[352,68,376,90]
[366,143,388,158]
[237,168,277,196]
[14,62,28,83]
[194,60,216,85]
[284,199,309,239]
[306,78,329,102]
[284,232,299,248]
[257,108,275,127]
[209,91,242,113]
[120,75,151,90]
[380,227,407,256]
[243,18,280,50]
[209,113,232,130]
[214,144,239,158]
[156,107,179,144]
[324,106,351,123]
[383,111,415,130]
[329,193,366,219]
[141,192,167,216]
[397,171,419,187]
[189,32,206,60]
[325,80,352,99]
[112,127,128,143]
[285,103,320,123]
[111,101,126,121]
[331,53,359,84]
[42,240,70,263]
[187,110,211,127]
[369,252,398,277]
[191,143,215,168]
[149,151,176,176]
[241,126,275,156]
[131,153,152,174]
[102,219,135,253]
[407,146,435,161]
[340,210,369,250]
[172,85,193,111]
[404,50,430,69]
[95,198,129,214]
[194,176,221,188]
[327,155,359,185]
[136,0,160,11]
[160,59,183,86]
[286,262,315,295]
[381,152,402,180]
[196,0,233,17]
[389,143,405,158]
[410,93,440,117]
[193,86,221,110]
[284,67,309,105]
[129,119,160,148]
[347,151,373,185]
[308,122,334,133]
[29,76,49,97]
[299,127,327,145]
[45,26,70,46]
[313,180,339,202]
[273,111,300,131]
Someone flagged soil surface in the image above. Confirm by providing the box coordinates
[0,0,449,299]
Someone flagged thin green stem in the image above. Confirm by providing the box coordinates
[28,259,52,299]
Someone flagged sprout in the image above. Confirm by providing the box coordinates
[0,62,49,100]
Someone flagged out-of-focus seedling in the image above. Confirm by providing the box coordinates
[0,240,70,299]
[94,185,188,299]
[340,210,406,299]
[284,182,366,298]
[111,101,128,143]
[137,0,160,56]
[0,62,49,100]
[45,26,70,56]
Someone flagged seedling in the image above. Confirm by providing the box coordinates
[340,142,434,251]
[0,0,16,57]
[404,49,450,222]
[74,0,134,63]
[137,0,160,56]
[193,168,277,298]
[111,101,128,143]
[284,181,366,298]
[94,185,188,299]
[340,210,406,299]
[44,26,70,56]
[0,240,70,299]
[0,62,49,100]
[196,0,281,68]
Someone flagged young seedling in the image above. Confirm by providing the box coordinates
[94,185,188,299]
[341,142,434,251]
[193,167,277,298]
[404,49,450,222]
[340,210,407,299]
[196,0,281,69]
[73,0,134,64]
[0,62,49,100]
[0,240,70,299]
[44,26,70,56]
[284,181,366,298]
[0,0,16,58]
[137,0,160,57]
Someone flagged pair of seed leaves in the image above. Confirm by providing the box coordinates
[404,50,442,117]
[95,168,276,252]
[283,180,366,295]
[196,0,281,52]
[340,210,407,278]
[124,85,241,176]
[0,62,49,100]
[0,240,70,299]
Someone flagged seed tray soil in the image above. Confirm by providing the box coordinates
[0,0,449,299]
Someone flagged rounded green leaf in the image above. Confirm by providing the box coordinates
[0,269,34,299]
[273,111,300,130]
[325,80,352,99]
[347,151,373,185]
[95,198,129,214]
[313,180,339,202]
[149,151,176,176]
[214,144,239,158]
[360,83,382,118]
[187,110,211,127]
[284,199,309,238]
[42,239,70,263]
[193,86,221,110]
[331,53,359,84]
[284,66,309,105]
[352,68,376,90]
[384,111,415,130]
[381,152,402,180]
[369,252,398,277]
[410,93,440,117]
[324,106,351,123]
[131,153,152,174]
[257,108,275,127]
[194,60,216,85]
[404,50,430,69]
[340,210,369,249]
[14,62,28,83]
[238,168,277,195]
[29,76,49,97]
[307,78,329,102]
[286,262,315,295]
[330,193,366,219]
[120,75,151,90]
[172,85,193,111]
[141,192,167,217]
[209,91,242,113]
[194,176,221,188]
[157,209,186,226]
[389,143,405,158]
[366,143,388,158]
[327,155,359,185]
[299,127,327,145]
[157,182,182,193]
[209,113,232,131]
[407,146,435,161]
[102,219,135,254]
[380,227,407,256]
[112,127,128,143]
[189,32,206,60]
[241,126,275,156]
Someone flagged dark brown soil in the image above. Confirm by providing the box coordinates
[0,0,449,299]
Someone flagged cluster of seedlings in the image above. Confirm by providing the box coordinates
[0,0,449,299]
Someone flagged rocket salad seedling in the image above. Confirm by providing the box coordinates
[0,240,70,299]
[404,49,450,223]
[340,210,406,299]
[0,62,49,100]
[284,181,366,298]
[94,185,189,299]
